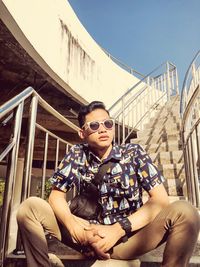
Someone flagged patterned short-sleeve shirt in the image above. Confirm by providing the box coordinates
[50,143,165,225]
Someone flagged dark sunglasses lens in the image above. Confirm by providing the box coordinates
[89,121,100,131]
[104,120,114,129]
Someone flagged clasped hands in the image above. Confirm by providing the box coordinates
[83,223,124,259]
[70,216,125,259]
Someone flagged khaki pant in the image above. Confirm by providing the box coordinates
[17,197,200,267]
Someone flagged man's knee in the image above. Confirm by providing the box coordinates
[17,197,45,224]
[170,200,200,230]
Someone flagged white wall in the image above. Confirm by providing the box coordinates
[0,0,143,108]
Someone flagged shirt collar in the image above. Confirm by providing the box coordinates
[83,143,122,164]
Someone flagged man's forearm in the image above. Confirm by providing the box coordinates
[48,189,92,245]
[117,185,169,233]
[128,196,169,232]
[48,191,74,230]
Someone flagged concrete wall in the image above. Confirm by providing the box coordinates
[0,0,142,108]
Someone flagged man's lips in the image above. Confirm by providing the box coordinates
[98,135,109,140]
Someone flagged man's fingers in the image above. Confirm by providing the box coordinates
[97,230,106,238]
[84,226,99,234]
[91,243,110,260]
[87,235,101,245]
[84,227,106,239]
[83,251,95,258]
[96,250,110,260]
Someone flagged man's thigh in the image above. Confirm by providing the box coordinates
[111,219,166,260]
[111,200,199,260]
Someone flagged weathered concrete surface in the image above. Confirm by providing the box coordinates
[0,0,142,108]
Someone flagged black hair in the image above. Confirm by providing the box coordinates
[78,101,109,128]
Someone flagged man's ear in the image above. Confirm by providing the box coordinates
[78,129,85,140]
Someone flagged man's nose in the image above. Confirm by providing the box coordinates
[98,122,106,132]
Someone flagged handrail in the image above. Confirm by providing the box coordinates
[180,50,200,115]
[180,50,200,208]
[0,87,79,264]
[0,140,16,162]
[37,92,80,132]
[109,61,178,144]
[0,87,33,118]
[112,82,149,119]
[36,123,71,146]
[0,87,80,132]
[109,61,176,112]
[123,92,168,142]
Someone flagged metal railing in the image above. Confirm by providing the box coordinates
[0,87,79,265]
[109,61,179,144]
[0,61,180,265]
[180,50,200,208]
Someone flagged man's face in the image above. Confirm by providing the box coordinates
[80,108,114,151]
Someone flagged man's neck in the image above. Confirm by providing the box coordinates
[91,144,112,161]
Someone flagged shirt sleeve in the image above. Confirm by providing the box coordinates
[49,145,81,192]
[134,144,165,191]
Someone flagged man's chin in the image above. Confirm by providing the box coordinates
[90,142,112,151]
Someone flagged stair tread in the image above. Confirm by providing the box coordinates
[135,131,181,138]
[140,240,200,263]
[7,240,200,264]
[149,151,184,164]
[158,163,184,168]
[137,128,181,137]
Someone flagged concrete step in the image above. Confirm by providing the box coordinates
[164,178,185,196]
[144,121,181,131]
[139,240,200,266]
[165,100,180,107]
[156,162,185,196]
[155,113,181,121]
[150,151,184,164]
[158,163,185,180]
[155,104,180,114]
[6,253,141,267]
[155,109,181,121]
[144,140,182,153]
[132,132,181,146]
[161,104,180,112]
[142,124,181,136]
[7,235,199,267]
[136,128,180,139]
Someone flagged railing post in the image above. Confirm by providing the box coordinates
[166,62,171,100]
[0,102,24,265]
[122,97,125,144]
[191,63,196,88]
[146,76,151,121]
[175,67,179,95]
[195,125,200,207]
[55,139,60,171]
[189,134,200,207]
[21,95,38,201]
[41,132,49,199]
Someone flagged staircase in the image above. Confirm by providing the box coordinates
[131,95,185,201]
[1,69,199,266]
[131,94,200,266]
[5,95,200,267]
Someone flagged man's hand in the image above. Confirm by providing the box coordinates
[67,215,91,245]
[48,188,123,259]
[85,223,125,259]
[68,216,110,259]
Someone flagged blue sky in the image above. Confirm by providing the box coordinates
[68,0,200,90]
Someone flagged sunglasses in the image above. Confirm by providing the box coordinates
[82,119,114,132]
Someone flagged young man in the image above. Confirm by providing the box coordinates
[17,101,200,267]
